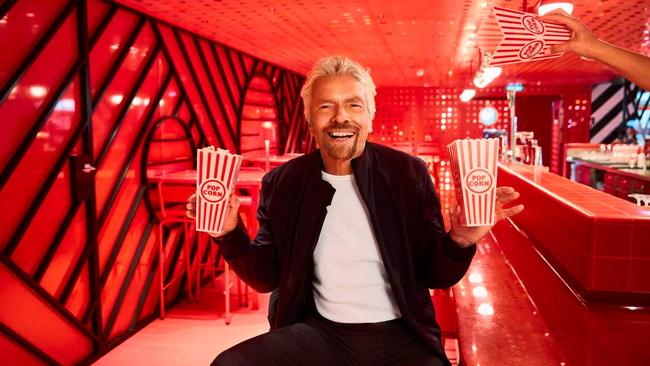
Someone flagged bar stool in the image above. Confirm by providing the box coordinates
[156,179,195,319]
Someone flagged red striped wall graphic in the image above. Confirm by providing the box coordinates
[0,0,307,364]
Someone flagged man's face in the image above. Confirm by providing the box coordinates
[308,75,372,164]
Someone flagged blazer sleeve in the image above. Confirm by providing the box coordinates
[414,161,476,289]
[212,173,280,293]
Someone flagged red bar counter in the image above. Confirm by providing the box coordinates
[497,162,650,305]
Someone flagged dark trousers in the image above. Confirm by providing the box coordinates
[211,315,446,366]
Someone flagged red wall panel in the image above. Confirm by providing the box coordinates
[11,157,74,275]
[177,32,236,149]
[107,229,156,339]
[197,39,239,126]
[0,264,93,365]
[0,0,306,363]
[95,53,167,215]
[0,332,47,366]
[156,24,223,148]
[40,203,88,298]
[0,77,81,251]
[91,22,156,160]
[215,46,243,108]
[101,204,150,328]
[65,263,91,319]
[0,0,70,88]
[88,9,140,98]
[86,0,111,37]
[0,8,78,173]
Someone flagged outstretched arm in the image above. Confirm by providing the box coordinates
[541,9,650,91]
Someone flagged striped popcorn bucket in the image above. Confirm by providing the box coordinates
[476,6,572,67]
[447,139,499,227]
[196,147,243,234]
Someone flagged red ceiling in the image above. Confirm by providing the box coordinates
[113,0,650,87]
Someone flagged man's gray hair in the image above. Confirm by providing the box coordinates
[300,56,377,121]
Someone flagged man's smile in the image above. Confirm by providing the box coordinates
[326,129,356,142]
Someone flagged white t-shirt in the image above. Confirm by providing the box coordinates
[312,171,401,323]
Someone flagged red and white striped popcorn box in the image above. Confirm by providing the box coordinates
[476,6,572,67]
[447,139,499,227]
[196,147,243,234]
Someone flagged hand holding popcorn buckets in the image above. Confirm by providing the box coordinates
[447,139,499,227]
[476,6,572,67]
[196,147,243,234]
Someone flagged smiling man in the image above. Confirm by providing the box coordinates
[190,56,523,366]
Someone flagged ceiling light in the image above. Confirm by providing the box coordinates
[459,89,476,102]
[484,66,502,80]
[537,1,574,16]
[416,68,425,77]
[473,66,502,88]
[474,74,489,88]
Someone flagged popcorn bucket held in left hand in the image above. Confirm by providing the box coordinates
[447,138,500,227]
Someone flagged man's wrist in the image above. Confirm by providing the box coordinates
[207,226,236,238]
[448,230,474,248]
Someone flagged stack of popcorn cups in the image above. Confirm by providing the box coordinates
[476,6,572,67]
[196,147,243,234]
[447,138,499,227]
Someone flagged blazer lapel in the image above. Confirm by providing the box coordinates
[289,152,335,286]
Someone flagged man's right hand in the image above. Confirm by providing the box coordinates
[186,192,240,237]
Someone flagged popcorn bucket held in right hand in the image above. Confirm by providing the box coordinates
[196,147,243,234]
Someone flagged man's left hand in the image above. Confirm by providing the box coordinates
[448,186,524,248]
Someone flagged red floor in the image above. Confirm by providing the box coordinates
[454,232,567,365]
[94,280,271,365]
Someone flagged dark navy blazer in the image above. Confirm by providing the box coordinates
[215,142,476,362]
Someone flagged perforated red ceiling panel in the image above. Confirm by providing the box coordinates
[113,0,650,87]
